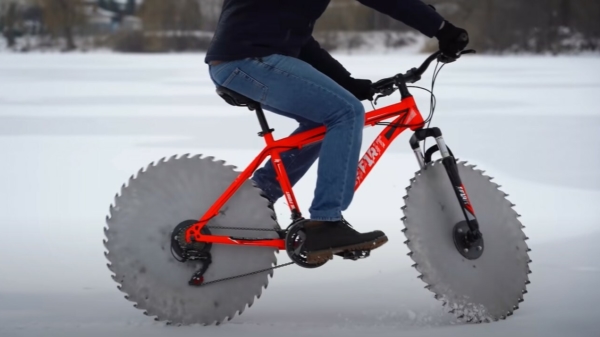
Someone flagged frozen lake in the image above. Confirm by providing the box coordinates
[0,52,599,337]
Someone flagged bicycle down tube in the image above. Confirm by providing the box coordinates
[184,96,425,248]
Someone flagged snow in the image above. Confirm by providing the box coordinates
[0,52,599,337]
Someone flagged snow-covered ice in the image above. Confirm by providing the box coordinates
[0,52,599,337]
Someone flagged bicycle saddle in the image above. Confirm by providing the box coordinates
[216,86,259,111]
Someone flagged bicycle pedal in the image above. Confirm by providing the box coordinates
[340,250,371,261]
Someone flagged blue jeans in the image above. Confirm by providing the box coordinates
[208,54,365,221]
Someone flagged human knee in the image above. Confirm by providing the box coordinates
[330,96,365,124]
[349,98,365,121]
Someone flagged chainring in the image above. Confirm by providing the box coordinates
[402,159,531,323]
[103,154,280,325]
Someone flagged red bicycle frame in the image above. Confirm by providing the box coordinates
[184,95,425,250]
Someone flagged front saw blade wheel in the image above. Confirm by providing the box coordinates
[402,159,531,323]
[103,154,280,326]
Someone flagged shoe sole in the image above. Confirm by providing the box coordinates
[305,235,388,265]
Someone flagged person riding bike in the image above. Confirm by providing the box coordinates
[205,0,469,259]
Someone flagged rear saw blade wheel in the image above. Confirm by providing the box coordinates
[103,154,279,325]
[402,159,531,323]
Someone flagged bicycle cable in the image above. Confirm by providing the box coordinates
[422,59,446,153]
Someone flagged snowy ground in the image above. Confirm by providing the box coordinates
[0,52,599,337]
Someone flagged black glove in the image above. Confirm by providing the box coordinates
[435,20,469,57]
[343,77,375,101]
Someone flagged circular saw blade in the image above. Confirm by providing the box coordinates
[103,154,279,325]
[402,159,531,322]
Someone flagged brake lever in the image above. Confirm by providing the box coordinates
[438,49,477,64]
[373,86,396,105]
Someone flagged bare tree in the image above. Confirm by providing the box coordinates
[36,0,87,51]
[137,0,202,51]
[1,1,19,48]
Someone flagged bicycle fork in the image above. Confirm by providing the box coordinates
[409,128,484,259]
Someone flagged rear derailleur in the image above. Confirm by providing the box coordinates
[170,220,213,286]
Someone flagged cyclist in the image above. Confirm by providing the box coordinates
[206,0,469,261]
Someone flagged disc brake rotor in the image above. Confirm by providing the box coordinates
[402,159,531,322]
[103,154,279,325]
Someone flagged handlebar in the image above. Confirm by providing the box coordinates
[371,49,476,96]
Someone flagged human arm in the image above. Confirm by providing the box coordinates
[357,0,469,56]
[298,37,375,101]
[356,0,444,37]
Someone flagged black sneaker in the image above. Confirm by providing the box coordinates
[300,218,387,264]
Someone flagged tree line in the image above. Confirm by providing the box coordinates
[1,0,598,53]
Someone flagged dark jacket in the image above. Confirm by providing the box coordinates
[205,0,443,87]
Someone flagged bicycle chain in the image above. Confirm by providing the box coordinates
[193,224,295,286]
[198,261,295,287]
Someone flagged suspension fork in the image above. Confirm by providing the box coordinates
[409,128,482,241]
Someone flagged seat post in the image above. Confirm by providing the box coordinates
[250,104,274,137]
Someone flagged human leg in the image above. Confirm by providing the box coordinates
[209,54,362,221]
[250,108,322,204]
[208,55,386,258]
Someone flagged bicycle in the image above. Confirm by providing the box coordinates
[104,49,531,326]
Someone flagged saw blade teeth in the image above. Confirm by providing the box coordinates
[104,154,287,325]
[411,263,418,268]
[425,285,432,290]
[527,248,531,252]
[181,153,190,159]
[522,290,528,294]
[404,240,411,245]
[417,274,423,279]
[401,216,407,222]
[407,251,413,256]
[402,228,407,233]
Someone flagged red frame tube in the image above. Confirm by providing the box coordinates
[184,96,425,249]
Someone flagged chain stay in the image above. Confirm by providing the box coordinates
[186,224,292,286]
